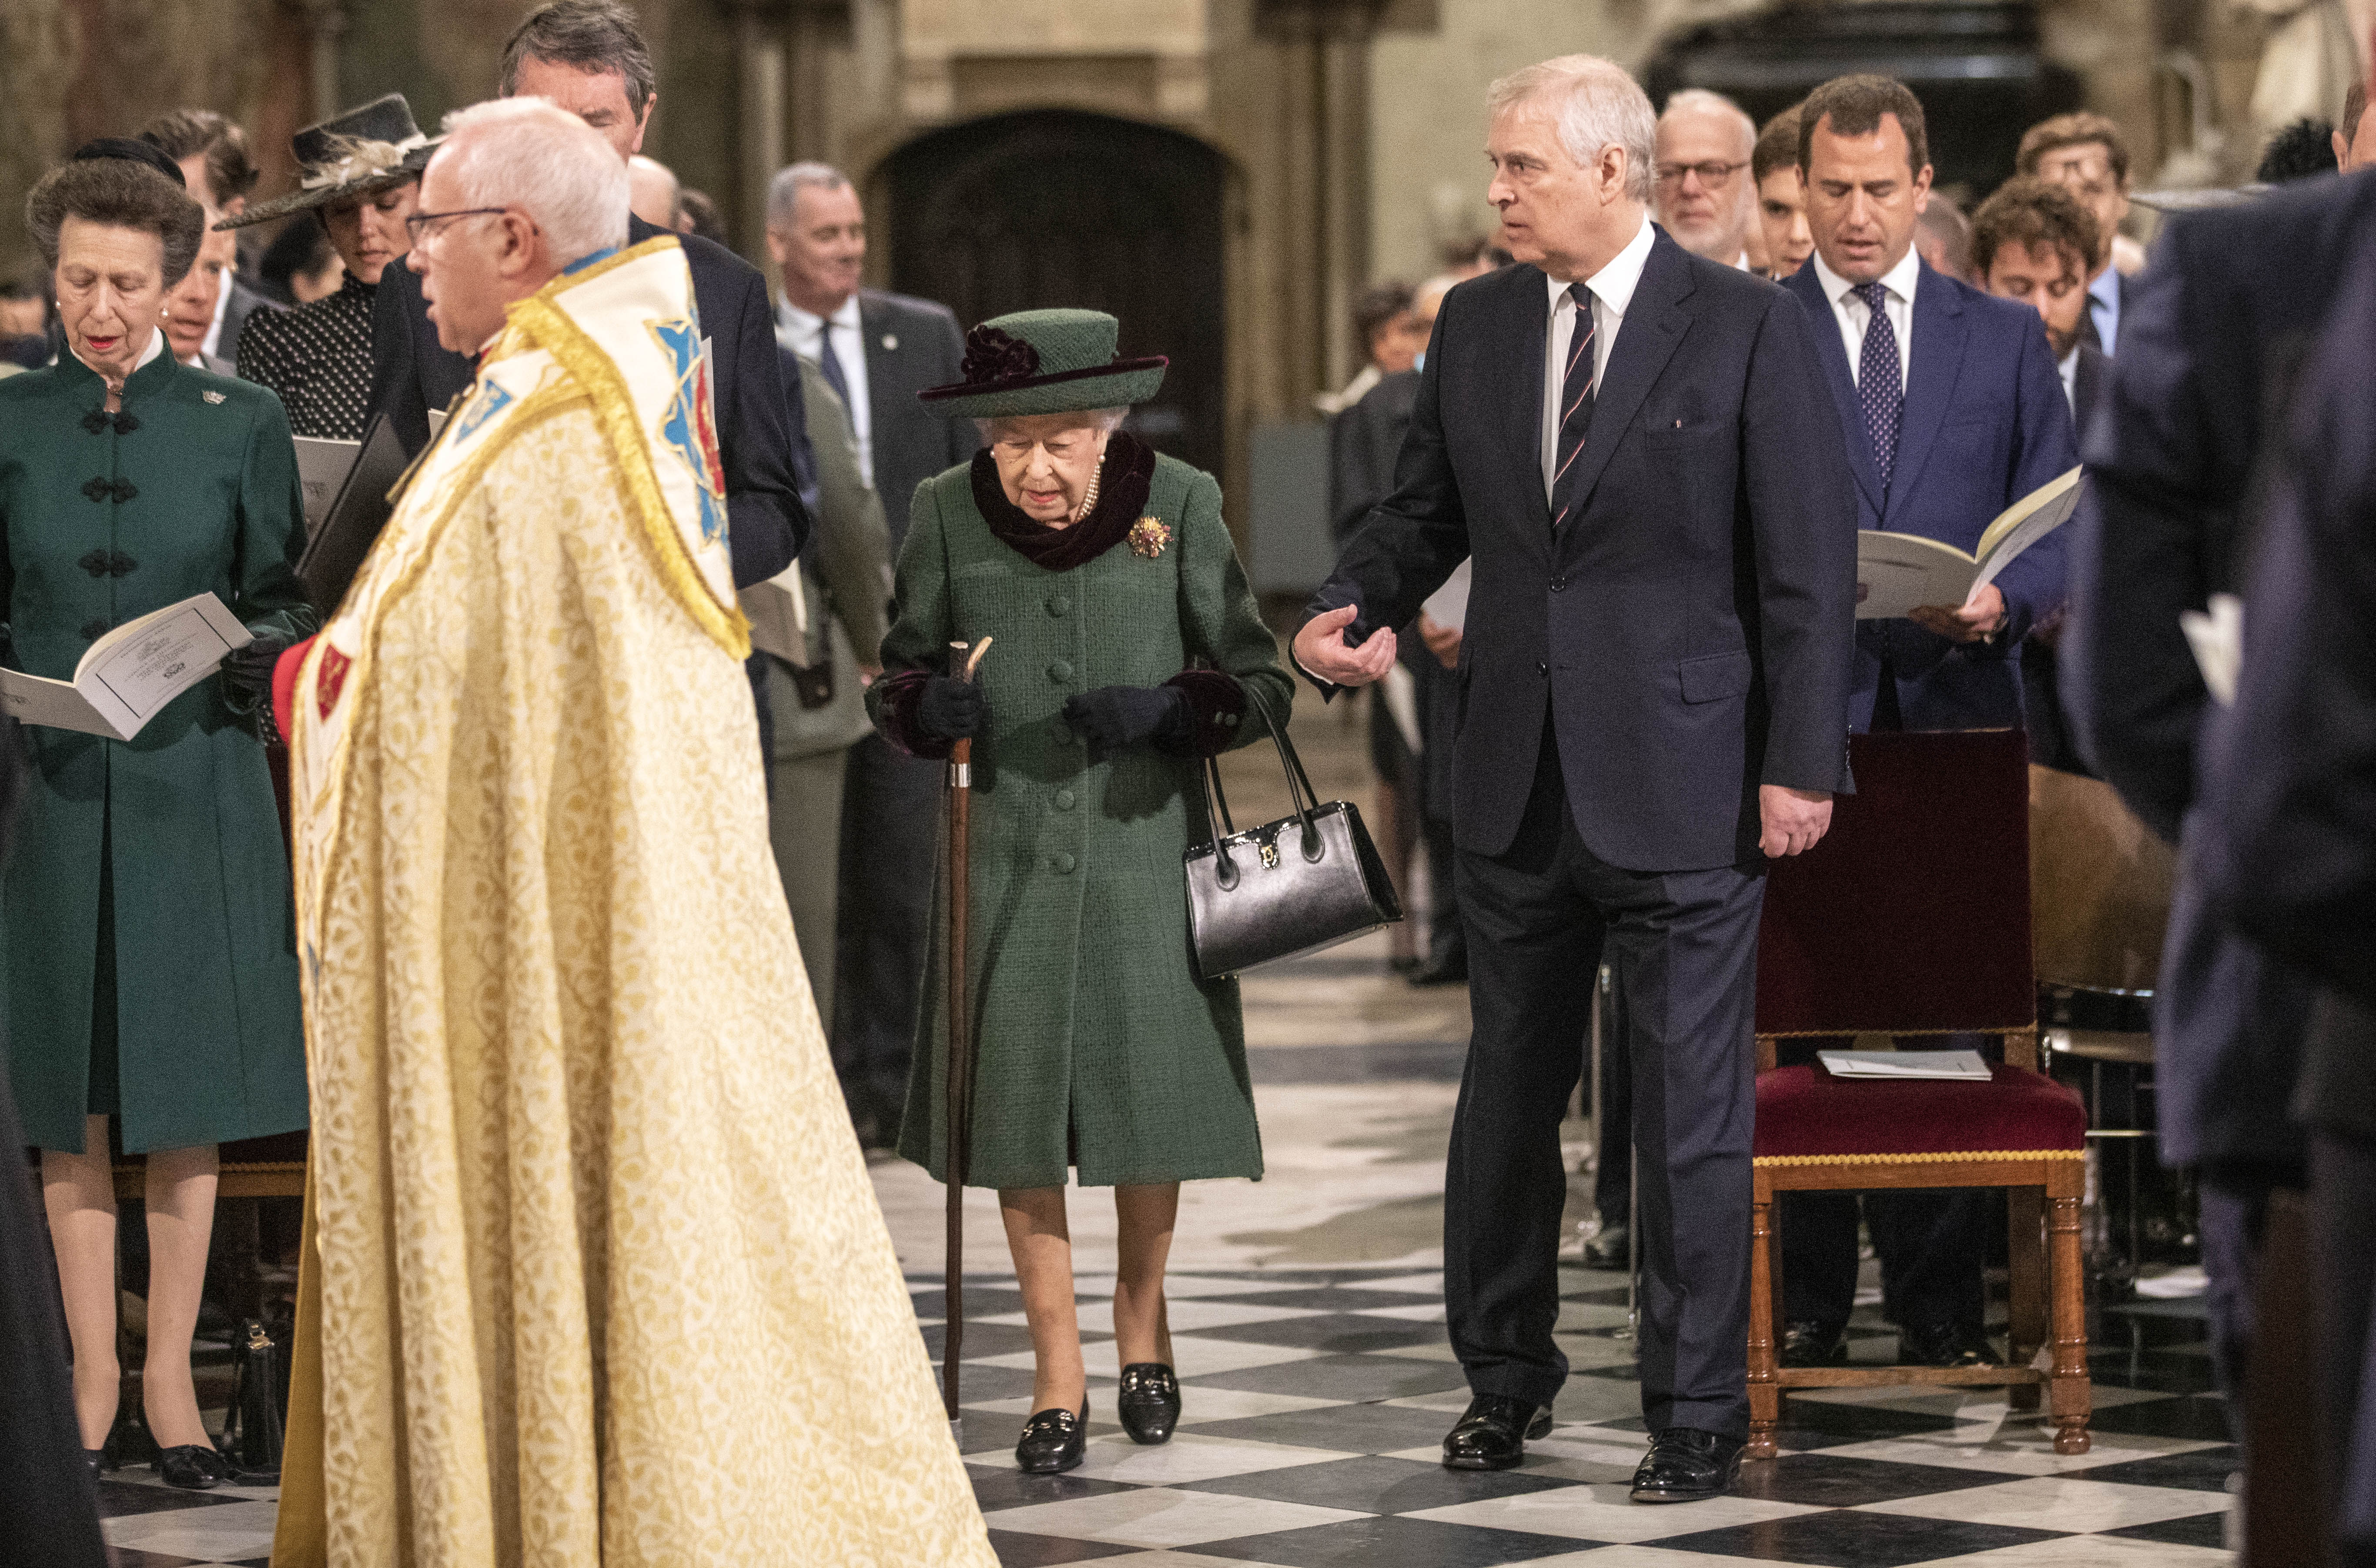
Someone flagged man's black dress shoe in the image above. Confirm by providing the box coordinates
[1016,1397,1090,1474]
[1781,1318,1849,1367]
[1898,1321,2001,1368]
[1408,950,1468,987]
[1441,1394,1553,1471]
[1583,1223,1630,1270]
[156,1445,223,1491]
[1117,1363,1181,1445]
[1630,1427,1744,1502]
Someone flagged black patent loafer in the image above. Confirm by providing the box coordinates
[1016,1396,1089,1474]
[1630,1426,1744,1502]
[1898,1321,2001,1368]
[1441,1394,1554,1471]
[1781,1318,1849,1367]
[84,1448,106,1479]
[156,1445,223,1491]
[1117,1363,1181,1445]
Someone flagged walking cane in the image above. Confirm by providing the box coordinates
[942,636,991,1448]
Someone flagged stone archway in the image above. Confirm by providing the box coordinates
[880,110,1231,479]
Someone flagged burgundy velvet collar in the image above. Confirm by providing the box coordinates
[970,431,1155,572]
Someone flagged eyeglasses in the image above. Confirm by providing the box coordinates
[1654,160,1748,190]
[403,206,510,244]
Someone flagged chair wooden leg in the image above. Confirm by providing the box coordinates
[2006,1185,2045,1413]
[1747,1183,1779,1460]
[2047,1169,2093,1454]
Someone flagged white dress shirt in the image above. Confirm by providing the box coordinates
[778,294,874,484]
[1809,244,1920,395]
[200,274,231,361]
[2057,344,2079,415]
[1540,214,1655,501]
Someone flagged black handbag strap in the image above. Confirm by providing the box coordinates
[1198,682,1324,867]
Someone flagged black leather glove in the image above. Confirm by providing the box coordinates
[218,638,286,742]
[916,675,985,741]
[1063,684,1191,752]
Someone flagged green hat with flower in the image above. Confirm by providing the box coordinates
[919,309,1168,419]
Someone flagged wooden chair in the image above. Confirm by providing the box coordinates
[1747,730,2092,1460]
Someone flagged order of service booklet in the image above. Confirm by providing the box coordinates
[0,593,252,739]
[1818,1049,1992,1082]
[1855,465,2085,621]
[292,435,363,535]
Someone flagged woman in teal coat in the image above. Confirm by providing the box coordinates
[870,309,1291,1474]
[3,146,314,1488]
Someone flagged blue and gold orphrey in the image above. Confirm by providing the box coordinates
[646,315,728,548]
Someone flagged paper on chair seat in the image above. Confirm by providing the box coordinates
[1818,1049,1991,1081]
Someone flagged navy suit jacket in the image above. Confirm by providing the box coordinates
[368,214,807,588]
[1309,229,1858,873]
[2058,171,2376,1174]
[1783,258,2076,731]
[852,288,977,550]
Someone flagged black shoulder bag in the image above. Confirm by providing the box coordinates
[1184,684,1403,979]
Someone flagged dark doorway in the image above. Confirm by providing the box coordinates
[882,110,1229,478]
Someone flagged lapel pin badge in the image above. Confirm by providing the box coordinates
[202,389,226,405]
[881,333,898,352]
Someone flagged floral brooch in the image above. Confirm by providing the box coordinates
[1128,517,1171,558]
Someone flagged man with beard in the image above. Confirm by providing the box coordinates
[1653,90,1759,269]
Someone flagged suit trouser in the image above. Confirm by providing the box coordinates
[766,738,850,1036]
[832,732,943,1120]
[1446,736,1764,1436]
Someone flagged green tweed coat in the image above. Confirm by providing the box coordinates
[873,448,1290,1190]
[0,348,315,1154]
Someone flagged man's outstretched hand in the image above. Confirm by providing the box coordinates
[1292,604,1399,688]
[1759,785,1833,858]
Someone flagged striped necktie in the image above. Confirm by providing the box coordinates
[1550,282,1596,529]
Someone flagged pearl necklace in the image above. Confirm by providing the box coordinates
[1071,454,1104,524]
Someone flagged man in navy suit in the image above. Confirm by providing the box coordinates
[1297,53,1856,1502]
[367,0,805,590]
[1774,76,2077,1373]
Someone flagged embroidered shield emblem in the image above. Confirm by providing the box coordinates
[315,645,352,721]
[646,316,729,546]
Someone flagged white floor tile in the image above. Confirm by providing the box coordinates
[977,1298,1329,1334]
[1856,1474,2224,1532]
[982,1485,1363,1548]
[1913,1536,2230,1565]
[1347,1300,1447,1322]
[1820,1427,2227,1477]
[1071,1274,1322,1299]
[1007,1431,1350,1486]
[969,1333,1325,1377]
[1406,1485,1827,1543]
[1332,1270,1445,1295]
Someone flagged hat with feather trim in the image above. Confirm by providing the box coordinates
[920,309,1167,418]
[218,94,439,228]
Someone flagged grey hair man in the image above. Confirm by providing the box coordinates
[763,154,976,1150]
[1295,48,1854,1503]
[371,0,804,588]
[625,153,682,231]
[1653,88,1758,266]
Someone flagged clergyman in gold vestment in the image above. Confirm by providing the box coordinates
[269,99,993,1568]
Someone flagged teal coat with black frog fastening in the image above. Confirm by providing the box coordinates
[869,436,1291,1190]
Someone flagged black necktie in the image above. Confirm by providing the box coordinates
[816,322,851,406]
[1550,283,1596,529]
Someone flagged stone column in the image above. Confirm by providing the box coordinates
[719,0,791,259]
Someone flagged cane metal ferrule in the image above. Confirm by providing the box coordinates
[951,761,971,787]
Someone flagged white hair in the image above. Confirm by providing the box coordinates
[766,161,853,232]
[1659,88,1757,160]
[436,97,629,267]
[1487,54,1658,204]
[974,408,1130,443]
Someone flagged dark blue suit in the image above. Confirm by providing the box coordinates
[1310,227,1857,1436]
[1783,259,2076,731]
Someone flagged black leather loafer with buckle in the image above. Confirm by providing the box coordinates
[1015,1396,1090,1474]
[1117,1363,1181,1444]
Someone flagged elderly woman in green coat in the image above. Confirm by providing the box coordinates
[2,144,313,1488]
[870,309,1291,1474]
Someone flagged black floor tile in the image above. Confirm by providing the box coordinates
[2086,1349,2225,1395]
[1648,1508,2063,1565]
[927,1321,1104,1361]
[2106,1509,2231,1549]
[942,1364,1045,1404]
[969,1467,1144,1515]
[985,1528,1143,1565]
[1196,1513,1600,1566]
[2084,1394,2237,1442]
[92,1478,248,1517]
[1188,1313,1451,1354]
[1731,1452,2009,1507]
[1229,1285,1440,1311]
[910,1286,1032,1319]
[1762,1397,1972,1448]
[1186,1352,1469,1402]
[2066,1444,2239,1492]
[1180,1453,1586,1514]
[1181,1401,1458,1455]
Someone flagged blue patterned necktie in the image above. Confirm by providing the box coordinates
[1550,282,1597,529]
[1854,280,1902,491]
[815,320,852,406]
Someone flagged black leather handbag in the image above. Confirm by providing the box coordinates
[1184,685,1402,979]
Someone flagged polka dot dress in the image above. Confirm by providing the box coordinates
[236,271,377,440]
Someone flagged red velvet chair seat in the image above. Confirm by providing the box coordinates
[1754,1063,2085,1161]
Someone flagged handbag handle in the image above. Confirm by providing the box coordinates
[1198,682,1323,886]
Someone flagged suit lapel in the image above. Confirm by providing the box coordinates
[1510,272,1553,536]
[859,293,888,428]
[1560,231,1691,528]
[1883,261,1968,523]
[1784,264,1884,517]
